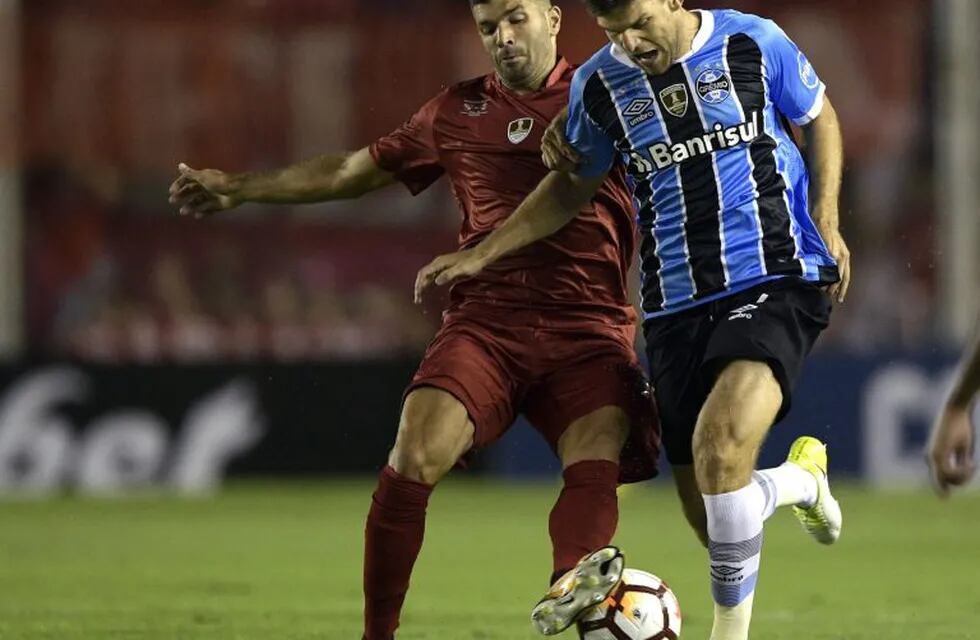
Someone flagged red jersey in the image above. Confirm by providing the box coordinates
[369,58,636,324]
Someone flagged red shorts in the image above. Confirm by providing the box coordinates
[407,307,661,483]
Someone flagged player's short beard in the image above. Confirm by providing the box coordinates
[495,47,552,91]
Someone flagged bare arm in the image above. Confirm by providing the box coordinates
[949,320,980,408]
[800,97,850,303]
[414,170,605,302]
[928,315,980,495]
[474,171,605,264]
[168,147,395,217]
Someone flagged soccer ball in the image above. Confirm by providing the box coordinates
[576,569,682,640]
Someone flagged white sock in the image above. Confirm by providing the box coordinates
[753,462,818,520]
[704,484,765,640]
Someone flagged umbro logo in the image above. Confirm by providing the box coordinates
[728,294,769,320]
[623,98,655,127]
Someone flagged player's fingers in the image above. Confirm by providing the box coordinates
[177,163,202,183]
[179,192,215,217]
[541,147,561,172]
[170,182,206,205]
[192,200,224,219]
[414,260,445,304]
[434,261,466,287]
[558,139,581,165]
[827,281,840,302]
[837,255,850,303]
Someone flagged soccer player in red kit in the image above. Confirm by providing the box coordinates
[168,0,659,637]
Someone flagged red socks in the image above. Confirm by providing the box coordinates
[549,460,620,579]
[363,466,434,640]
[362,460,619,639]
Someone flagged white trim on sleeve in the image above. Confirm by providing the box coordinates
[793,83,826,125]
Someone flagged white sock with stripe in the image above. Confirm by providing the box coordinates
[704,483,765,640]
[753,463,818,519]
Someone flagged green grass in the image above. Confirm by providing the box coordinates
[1,480,979,639]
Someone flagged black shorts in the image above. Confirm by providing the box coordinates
[643,278,832,465]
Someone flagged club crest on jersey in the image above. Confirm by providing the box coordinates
[659,84,689,118]
[507,117,534,144]
[798,52,819,89]
[462,99,489,117]
[696,69,731,104]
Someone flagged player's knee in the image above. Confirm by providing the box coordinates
[389,440,450,485]
[389,388,474,485]
[692,412,754,490]
[558,407,629,467]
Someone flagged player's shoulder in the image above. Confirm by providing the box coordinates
[570,44,616,94]
[713,9,790,46]
[430,74,495,118]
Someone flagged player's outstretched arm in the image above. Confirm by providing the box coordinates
[801,97,850,303]
[928,315,980,496]
[168,147,395,218]
[414,170,604,303]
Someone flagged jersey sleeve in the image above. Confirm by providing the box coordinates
[761,21,826,126]
[565,69,617,179]
[369,91,446,195]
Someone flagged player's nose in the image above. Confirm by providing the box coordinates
[621,31,641,54]
[495,23,516,46]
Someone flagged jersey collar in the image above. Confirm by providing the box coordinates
[609,9,714,69]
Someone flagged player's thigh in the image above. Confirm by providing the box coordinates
[390,387,476,483]
[556,405,631,468]
[703,279,832,424]
[393,316,520,483]
[526,335,660,482]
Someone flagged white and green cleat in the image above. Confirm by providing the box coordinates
[787,436,842,545]
[530,546,624,636]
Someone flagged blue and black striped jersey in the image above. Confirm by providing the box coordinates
[566,9,839,318]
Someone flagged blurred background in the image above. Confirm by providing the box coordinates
[1,2,979,639]
[0,0,977,492]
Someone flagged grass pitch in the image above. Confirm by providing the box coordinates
[1,480,978,639]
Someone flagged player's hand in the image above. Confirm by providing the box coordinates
[927,402,977,497]
[541,107,580,173]
[168,163,240,218]
[817,218,850,304]
[414,249,489,304]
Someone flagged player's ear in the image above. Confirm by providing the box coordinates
[547,4,562,36]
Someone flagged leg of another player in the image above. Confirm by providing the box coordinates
[671,464,709,548]
[693,360,781,640]
[549,405,629,579]
[363,387,475,640]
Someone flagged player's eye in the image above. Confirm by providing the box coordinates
[510,12,527,24]
[481,25,496,36]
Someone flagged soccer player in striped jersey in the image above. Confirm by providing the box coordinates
[416,1,850,638]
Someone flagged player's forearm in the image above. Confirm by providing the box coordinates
[229,150,390,204]
[473,171,598,264]
[949,318,980,408]
[805,98,844,228]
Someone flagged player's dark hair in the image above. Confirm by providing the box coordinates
[581,0,634,16]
